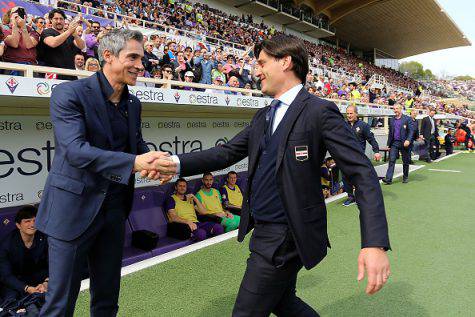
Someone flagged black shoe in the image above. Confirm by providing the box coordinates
[409,160,415,165]
[426,158,432,163]
[402,178,409,183]
[381,178,392,185]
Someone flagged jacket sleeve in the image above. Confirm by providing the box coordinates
[363,123,379,153]
[320,102,390,250]
[0,241,27,293]
[406,117,415,143]
[50,83,135,185]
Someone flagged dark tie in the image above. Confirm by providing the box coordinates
[266,99,280,140]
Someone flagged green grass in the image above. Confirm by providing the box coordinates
[75,153,475,316]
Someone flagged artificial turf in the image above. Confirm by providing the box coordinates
[75,153,475,316]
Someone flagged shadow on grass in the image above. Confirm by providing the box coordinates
[318,281,429,317]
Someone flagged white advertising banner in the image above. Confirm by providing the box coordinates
[0,116,250,209]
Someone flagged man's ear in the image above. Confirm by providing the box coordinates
[282,55,293,72]
[102,49,113,64]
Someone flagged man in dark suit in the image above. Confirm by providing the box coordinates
[151,35,391,316]
[36,29,172,316]
[382,104,415,184]
[408,109,420,164]
[420,108,438,162]
[0,206,48,301]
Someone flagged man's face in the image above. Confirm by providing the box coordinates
[51,13,65,31]
[227,174,237,186]
[37,18,45,28]
[255,50,287,97]
[91,22,100,35]
[346,107,357,123]
[214,79,223,86]
[177,52,184,62]
[184,75,193,82]
[394,105,402,117]
[16,217,36,236]
[203,175,213,189]
[217,64,223,71]
[75,55,85,68]
[411,110,418,119]
[162,67,172,78]
[175,181,187,195]
[429,110,436,118]
[104,39,144,85]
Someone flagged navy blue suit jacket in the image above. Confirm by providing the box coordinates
[178,88,390,269]
[387,114,415,147]
[36,73,149,241]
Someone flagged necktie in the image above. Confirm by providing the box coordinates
[266,99,280,140]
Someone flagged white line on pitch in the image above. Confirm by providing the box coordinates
[428,169,461,173]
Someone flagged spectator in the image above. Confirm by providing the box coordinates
[211,62,226,84]
[225,75,241,95]
[444,128,454,156]
[85,57,100,72]
[40,9,85,78]
[219,171,243,215]
[33,17,46,35]
[205,76,225,94]
[0,206,48,301]
[198,50,214,85]
[195,172,240,232]
[2,7,40,69]
[85,21,104,58]
[74,53,85,70]
[173,50,191,81]
[181,71,196,90]
[160,63,174,89]
[165,178,224,241]
[142,41,160,74]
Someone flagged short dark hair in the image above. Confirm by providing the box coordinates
[48,8,66,20]
[254,35,309,84]
[15,205,38,224]
[92,21,101,26]
[227,171,237,179]
[162,63,172,70]
[175,178,187,187]
[202,172,213,178]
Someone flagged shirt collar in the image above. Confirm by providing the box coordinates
[97,71,129,102]
[276,83,303,106]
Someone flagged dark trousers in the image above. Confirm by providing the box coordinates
[232,222,319,317]
[385,140,410,181]
[40,196,127,317]
[167,221,224,241]
[342,174,354,199]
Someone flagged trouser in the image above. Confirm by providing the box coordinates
[197,214,240,232]
[167,221,224,241]
[40,196,127,317]
[342,174,354,199]
[232,222,319,317]
[385,140,410,181]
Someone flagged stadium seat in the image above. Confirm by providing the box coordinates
[0,206,21,240]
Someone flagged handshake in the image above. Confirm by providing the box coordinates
[133,151,178,184]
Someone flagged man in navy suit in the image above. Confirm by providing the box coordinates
[36,29,172,316]
[152,35,391,316]
[382,104,415,184]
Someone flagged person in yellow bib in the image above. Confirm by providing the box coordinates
[165,178,224,241]
[195,172,240,232]
[349,82,361,102]
[220,171,243,215]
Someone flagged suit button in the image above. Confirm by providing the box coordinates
[101,190,106,195]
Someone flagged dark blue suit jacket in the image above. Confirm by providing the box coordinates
[178,88,390,269]
[387,114,415,147]
[36,73,149,241]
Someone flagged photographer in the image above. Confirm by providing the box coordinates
[2,7,39,69]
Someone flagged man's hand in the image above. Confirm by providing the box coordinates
[403,140,410,148]
[225,211,234,219]
[69,20,80,34]
[26,286,41,294]
[185,194,195,202]
[357,247,390,295]
[36,283,47,293]
[187,221,197,231]
[17,17,26,29]
[134,151,170,173]
[374,153,382,161]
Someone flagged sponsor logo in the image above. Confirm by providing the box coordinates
[225,96,231,106]
[129,89,164,102]
[188,94,219,105]
[37,190,43,199]
[237,98,259,108]
[294,145,309,161]
[0,121,22,131]
[36,82,59,95]
[0,192,24,204]
[264,99,270,107]
[5,77,19,93]
[174,91,181,103]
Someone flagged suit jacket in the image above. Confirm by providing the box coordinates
[178,88,390,269]
[36,73,149,241]
[411,118,420,140]
[420,116,438,140]
[0,230,48,292]
[387,115,415,147]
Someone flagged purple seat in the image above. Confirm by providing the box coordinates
[122,221,152,266]
[150,237,193,256]
[0,206,22,239]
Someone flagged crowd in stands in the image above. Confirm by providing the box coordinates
[424,79,475,101]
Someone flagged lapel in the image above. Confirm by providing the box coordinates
[86,74,114,146]
[248,108,267,175]
[127,98,138,154]
[275,88,310,171]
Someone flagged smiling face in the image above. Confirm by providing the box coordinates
[254,50,289,97]
[103,39,144,86]
[16,217,36,236]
